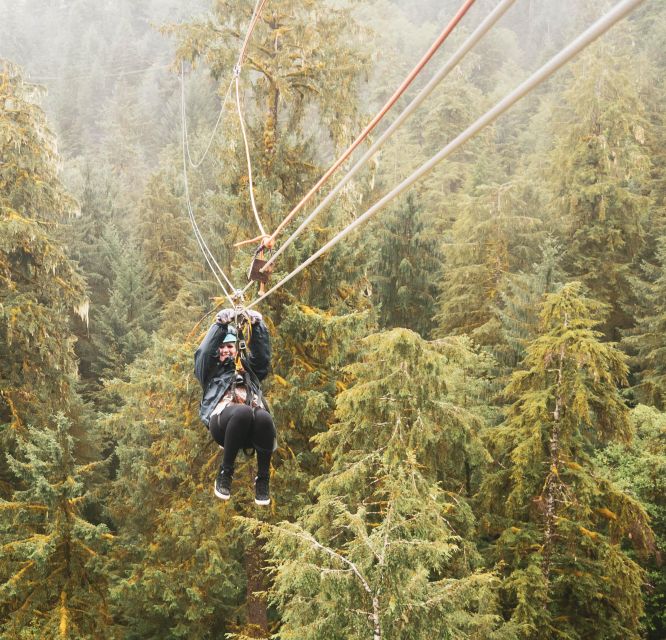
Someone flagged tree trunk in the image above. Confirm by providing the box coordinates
[243,531,269,637]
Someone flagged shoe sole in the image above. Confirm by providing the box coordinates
[214,488,231,500]
[255,497,270,506]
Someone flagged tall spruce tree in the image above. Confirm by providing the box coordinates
[253,329,510,640]
[0,60,90,480]
[91,227,161,383]
[103,333,245,639]
[134,167,193,306]
[372,193,439,337]
[63,161,122,392]
[0,415,115,638]
[0,61,87,427]
[479,282,654,639]
[495,237,565,371]
[624,237,666,409]
[548,37,652,340]
[593,404,666,640]
[436,175,543,344]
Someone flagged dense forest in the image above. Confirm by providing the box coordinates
[1,0,665,638]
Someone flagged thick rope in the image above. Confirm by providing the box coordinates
[184,76,235,169]
[179,0,270,300]
[246,0,646,311]
[235,73,266,236]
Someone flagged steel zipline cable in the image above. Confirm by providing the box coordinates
[247,0,477,248]
[235,0,513,297]
[258,0,518,277]
[245,0,646,311]
[180,64,236,305]
[29,63,171,83]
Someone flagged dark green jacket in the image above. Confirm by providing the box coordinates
[193,320,271,427]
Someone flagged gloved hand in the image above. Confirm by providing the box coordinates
[215,308,235,325]
[247,309,263,325]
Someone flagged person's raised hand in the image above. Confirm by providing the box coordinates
[247,310,263,324]
[215,308,235,325]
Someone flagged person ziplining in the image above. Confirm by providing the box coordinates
[194,308,276,505]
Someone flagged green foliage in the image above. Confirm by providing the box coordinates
[104,334,245,638]
[264,303,374,523]
[594,405,666,640]
[135,167,194,306]
[90,225,161,383]
[372,193,439,337]
[480,282,654,639]
[62,161,123,390]
[254,329,511,639]
[0,414,115,639]
[169,0,369,161]
[0,60,90,494]
[3,1,666,637]
[495,237,565,371]
[436,176,543,344]
[624,237,666,409]
[548,38,652,339]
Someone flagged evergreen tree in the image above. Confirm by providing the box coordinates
[479,282,654,639]
[254,329,509,640]
[594,404,666,640]
[99,78,150,201]
[372,193,439,337]
[548,37,652,340]
[436,176,543,344]
[63,161,121,390]
[0,60,89,478]
[103,334,244,639]
[0,415,115,638]
[135,167,193,306]
[495,237,565,371]
[90,227,161,382]
[624,237,666,409]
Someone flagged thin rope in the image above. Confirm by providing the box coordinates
[262,0,477,245]
[183,0,269,169]
[261,0,517,274]
[180,64,237,303]
[184,75,235,169]
[178,0,270,300]
[235,73,266,236]
[246,0,646,310]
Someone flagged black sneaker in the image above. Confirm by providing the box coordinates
[254,475,270,506]
[214,468,232,500]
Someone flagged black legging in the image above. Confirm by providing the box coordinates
[209,404,275,478]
